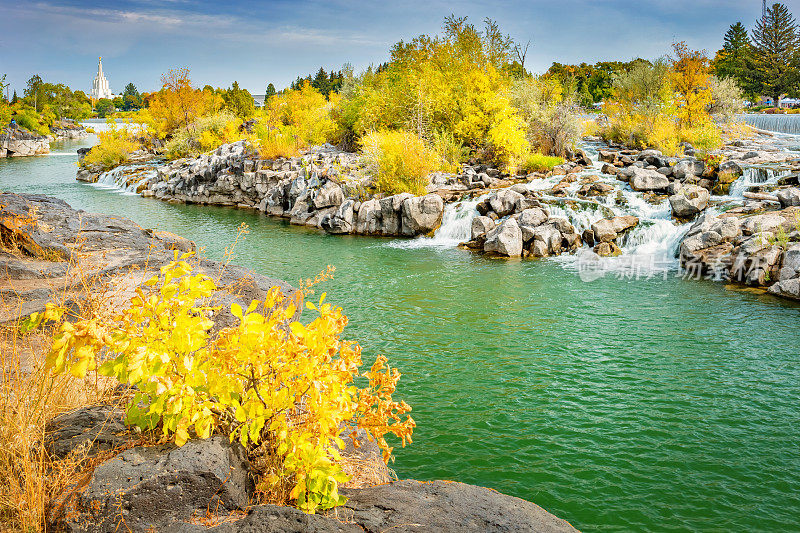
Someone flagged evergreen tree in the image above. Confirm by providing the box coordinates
[11,90,18,104]
[265,83,276,100]
[751,3,800,104]
[713,22,755,97]
[122,82,142,111]
[223,81,255,118]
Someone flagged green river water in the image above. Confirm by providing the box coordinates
[1,133,799,532]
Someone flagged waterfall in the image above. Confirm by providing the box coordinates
[742,114,800,135]
[385,199,479,249]
[92,165,156,195]
[728,167,793,198]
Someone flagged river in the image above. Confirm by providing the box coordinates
[2,128,799,532]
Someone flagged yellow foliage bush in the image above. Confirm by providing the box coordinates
[164,111,242,159]
[144,69,223,140]
[23,253,414,515]
[361,129,452,195]
[81,120,140,170]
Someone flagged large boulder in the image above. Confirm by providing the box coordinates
[401,194,445,236]
[531,224,562,256]
[380,194,411,235]
[777,187,800,208]
[669,184,710,218]
[673,159,705,180]
[56,437,252,533]
[627,167,670,192]
[517,207,550,242]
[45,405,132,460]
[489,189,524,217]
[484,218,523,257]
[187,480,578,533]
[590,216,639,243]
[321,199,355,234]
[471,216,496,241]
[355,199,381,235]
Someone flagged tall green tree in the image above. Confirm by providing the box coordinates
[265,83,276,100]
[751,3,800,104]
[713,22,755,97]
[222,81,254,118]
[122,82,142,110]
[24,74,44,112]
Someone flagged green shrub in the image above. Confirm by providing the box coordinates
[521,152,564,174]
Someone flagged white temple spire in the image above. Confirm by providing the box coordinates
[91,56,113,100]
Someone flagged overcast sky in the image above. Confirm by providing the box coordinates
[1,0,798,96]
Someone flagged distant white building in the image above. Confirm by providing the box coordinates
[90,57,115,100]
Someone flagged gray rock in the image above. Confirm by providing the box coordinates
[312,180,344,209]
[669,184,710,218]
[471,216,496,241]
[60,437,252,533]
[777,187,800,207]
[45,405,132,460]
[532,224,563,255]
[741,214,784,236]
[484,218,523,257]
[590,216,639,243]
[401,194,444,236]
[628,167,670,191]
[673,159,705,180]
[356,199,381,235]
[489,189,524,217]
[321,199,355,234]
[719,160,744,176]
[517,208,549,241]
[196,480,577,533]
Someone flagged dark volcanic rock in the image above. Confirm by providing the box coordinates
[57,437,253,533]
[0,193,296,324]
[45,405,132,460]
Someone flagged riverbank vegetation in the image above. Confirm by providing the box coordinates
[0,74,92,135]
[0,210,414,528]
[83,17,578,193]
[599,42,741,154]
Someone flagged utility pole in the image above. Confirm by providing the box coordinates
[763,0,767,21]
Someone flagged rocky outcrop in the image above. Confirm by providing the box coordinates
[678,207,800,299]
[0,193,296,324]
[47,407,577,533]
[0,126,50,157]
[467,188,581,258]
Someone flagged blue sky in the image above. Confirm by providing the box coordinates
[1,0,796,96]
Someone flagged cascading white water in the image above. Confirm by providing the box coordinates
[92,165,156,196]
[385,199,480,249]
[728,167,793,198]
[743,114,800,135]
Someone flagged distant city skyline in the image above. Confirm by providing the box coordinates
[1,0,797,95]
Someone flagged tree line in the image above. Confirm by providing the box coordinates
[712,2,799,105]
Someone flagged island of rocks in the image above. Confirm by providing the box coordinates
[75,129,800,302]
[0,192,578,533]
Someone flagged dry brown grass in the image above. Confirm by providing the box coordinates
[0,320,118,532]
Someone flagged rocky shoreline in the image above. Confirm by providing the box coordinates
[1,122,88,158]
[75,130,800,302]
[0,192,579,533]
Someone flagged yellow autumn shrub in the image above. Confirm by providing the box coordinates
[23,253,414,514]
[81,120,140,170]
[361,129,453,195]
